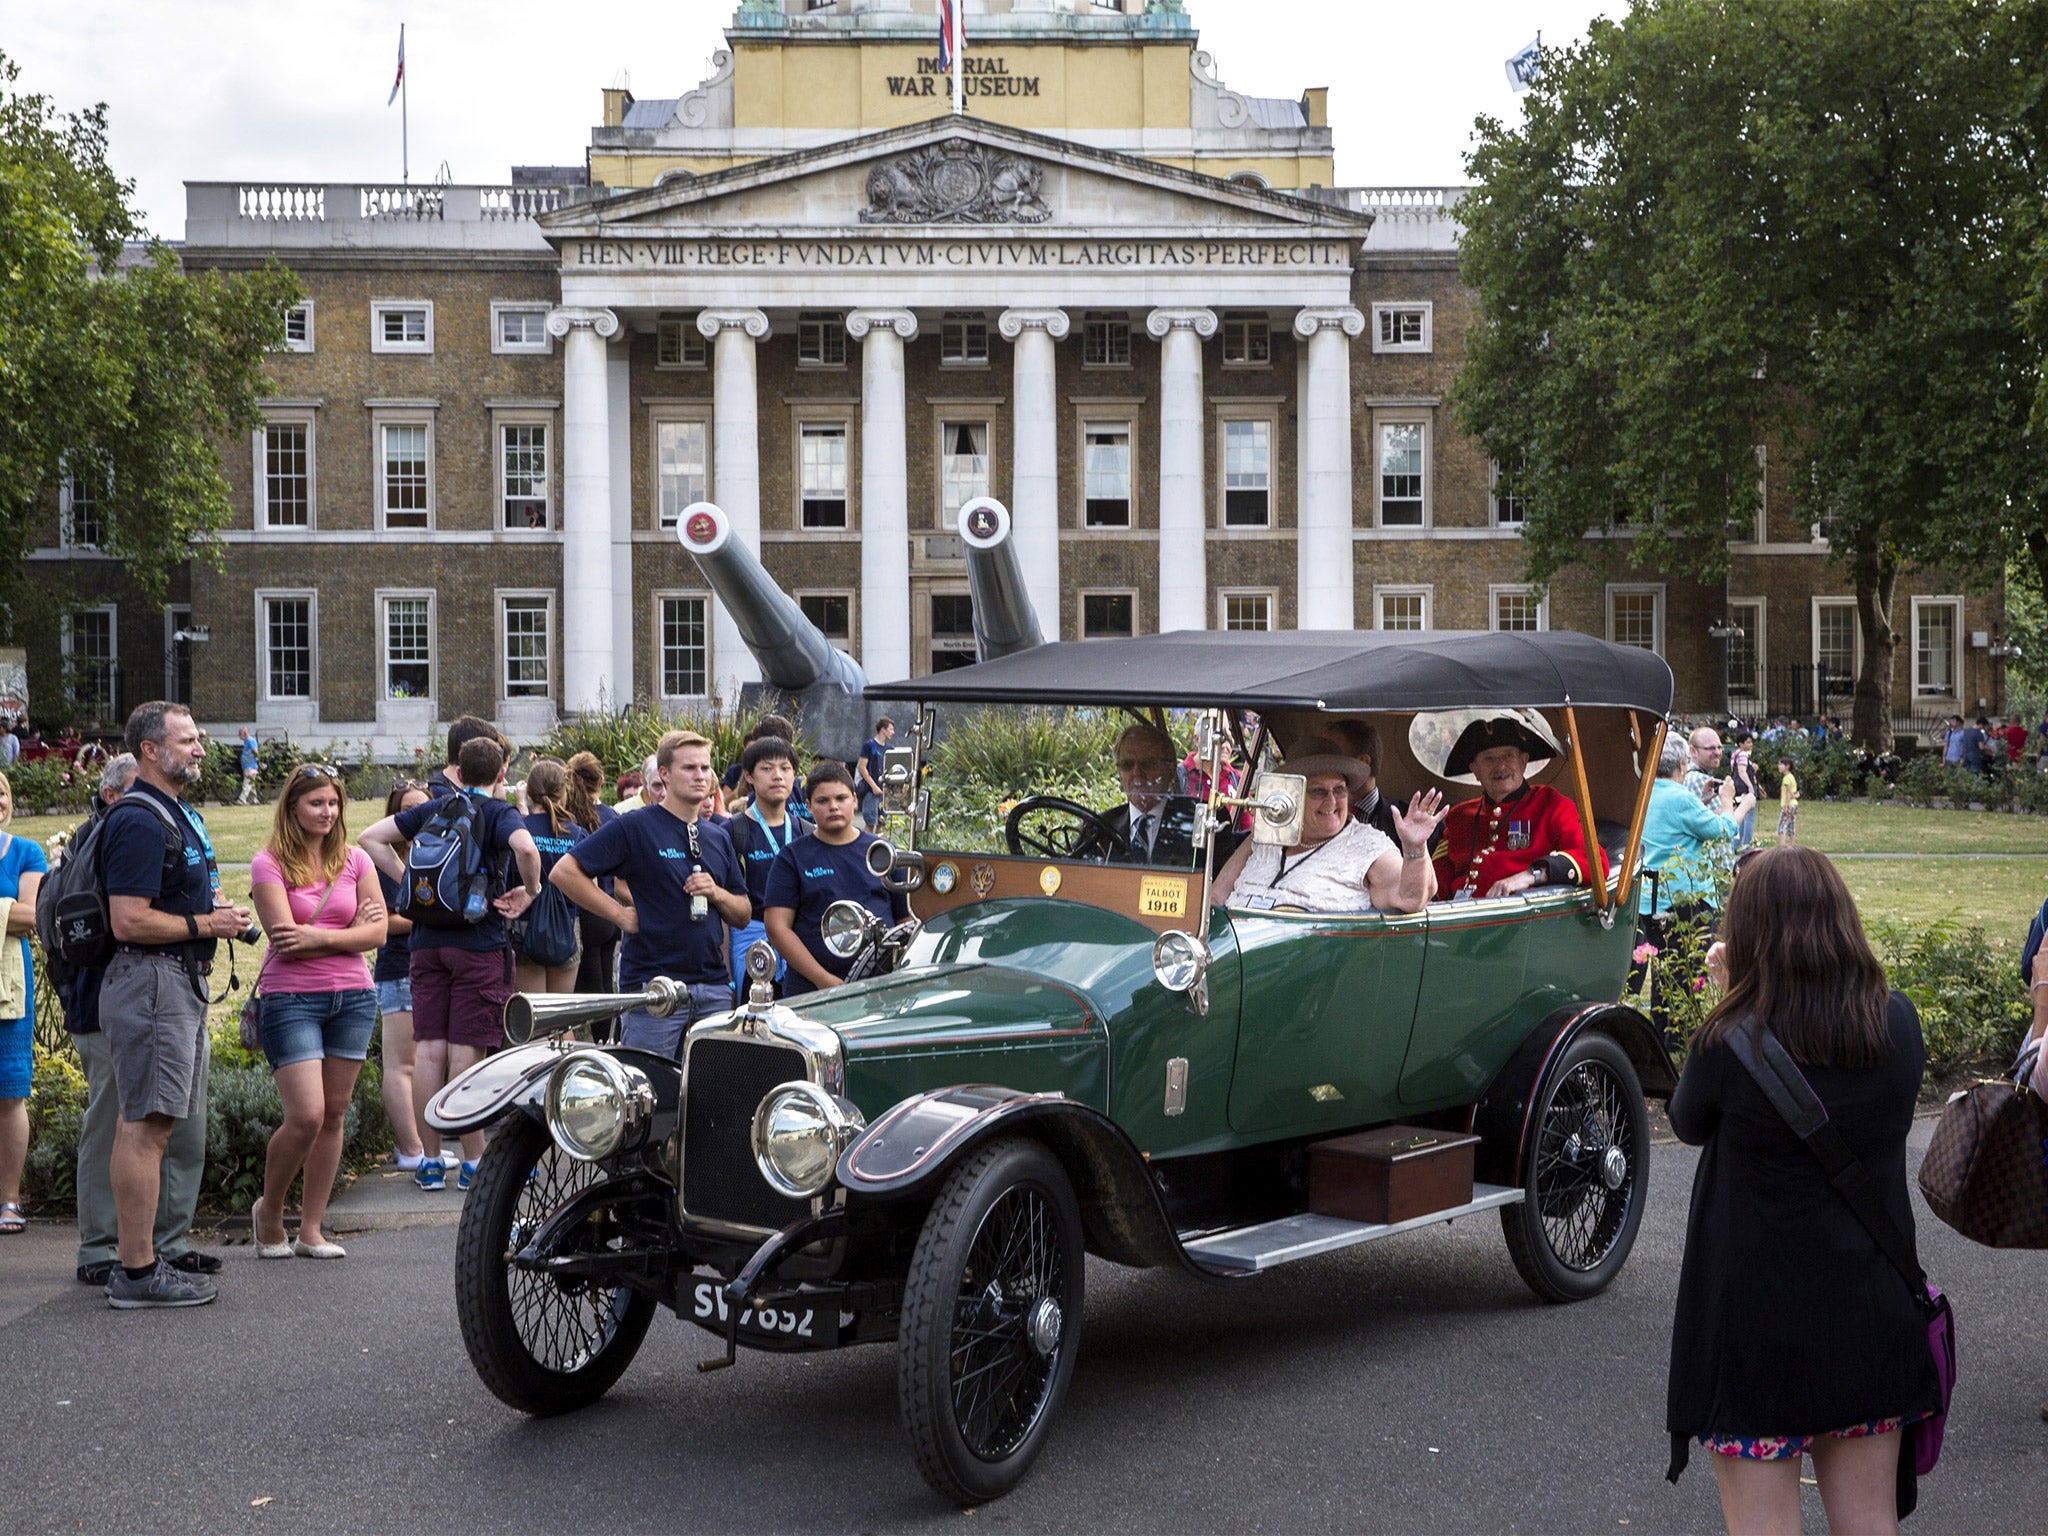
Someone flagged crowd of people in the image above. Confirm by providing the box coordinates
[1,702,907,1306]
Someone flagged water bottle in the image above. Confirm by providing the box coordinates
[689,860,707,924]
[463,874,488,924]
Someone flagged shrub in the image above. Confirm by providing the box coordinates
[1868,915,2033,1075]
[539,695,818,782]
[195,735,303,805]
[5,756,87,814]
[22,1022,394,1213]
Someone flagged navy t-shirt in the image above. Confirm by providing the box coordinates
[860,738,886,796]
[728,806,807,922]
[520,811,586,880]
[568,807,744,991]
[101,781,217,962]
[763,830,908,995]
[373,868,412,983]
[393,790,525,953]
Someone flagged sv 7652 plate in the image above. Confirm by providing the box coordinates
[688,1279,842,1350]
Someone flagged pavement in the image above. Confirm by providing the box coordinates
[2,1122,2044,1534]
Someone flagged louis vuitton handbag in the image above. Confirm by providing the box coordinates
[1917,1043,2048,1250]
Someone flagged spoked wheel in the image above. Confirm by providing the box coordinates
[1501,1032,1650,1303]
[454,1113,658,1414]
[898,1138,1085,1504]
[1004,796,1124,860]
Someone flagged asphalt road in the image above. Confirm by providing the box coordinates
[5,1126,2045,1535]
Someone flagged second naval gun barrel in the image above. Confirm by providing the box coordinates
[677,501,872,759]
[957,497,1044,661]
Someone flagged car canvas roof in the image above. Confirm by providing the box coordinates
[865,629,1675,715]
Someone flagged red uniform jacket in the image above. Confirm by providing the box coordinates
[1431,782,1601,900]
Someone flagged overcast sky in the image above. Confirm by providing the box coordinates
[8,1,1616,239]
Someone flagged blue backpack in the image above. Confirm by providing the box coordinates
[399,793,496,930]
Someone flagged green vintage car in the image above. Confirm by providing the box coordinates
[428,629,1677,1504]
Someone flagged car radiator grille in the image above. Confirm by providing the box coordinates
[682,1036,816,1232]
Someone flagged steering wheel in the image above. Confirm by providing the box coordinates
[1004,796,1126,860]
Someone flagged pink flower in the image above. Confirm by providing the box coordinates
[1632,943,1659,964]
[1691,977,1707,992]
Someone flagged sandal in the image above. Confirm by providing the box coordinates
[0,1201,24,1235]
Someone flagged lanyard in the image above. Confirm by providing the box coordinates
[1274,835,1337,889]
[748,804,794,858]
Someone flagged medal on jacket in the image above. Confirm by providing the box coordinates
[1507,820,1531,851]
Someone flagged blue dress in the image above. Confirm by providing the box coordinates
[0,828,50,1098]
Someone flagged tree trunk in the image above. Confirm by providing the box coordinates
[1851,552,1897,753]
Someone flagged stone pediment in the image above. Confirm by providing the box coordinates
[542,117,1368,238]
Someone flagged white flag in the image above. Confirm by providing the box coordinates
[1505,36,1542,92]
[388,25,406,107]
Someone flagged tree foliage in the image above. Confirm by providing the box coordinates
[0,52,299,627]
[1450,0,2047,747]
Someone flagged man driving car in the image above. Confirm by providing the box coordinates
[1089,723,1202,867]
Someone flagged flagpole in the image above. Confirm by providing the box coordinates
[951,4,963,115]
[401,23,410,184]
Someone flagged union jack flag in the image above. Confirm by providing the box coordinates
[938,0,957,71]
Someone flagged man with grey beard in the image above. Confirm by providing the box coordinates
[97,702,249,1308]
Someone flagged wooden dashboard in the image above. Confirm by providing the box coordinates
[907,854,1202,936]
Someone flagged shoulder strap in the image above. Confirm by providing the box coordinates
[1722,1020,1930,1304]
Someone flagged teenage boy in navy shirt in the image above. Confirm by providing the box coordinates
[550,730,748,1057]
[725,735,807,990]
[765,762,908,995]
[360,735,539,1190]
[857,717,893,831]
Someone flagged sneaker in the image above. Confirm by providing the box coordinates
[76,1260,116,1287]
[457,1160,479,1191]
[415,1158,446,1191]
[106,1259,217,1309]
[166,1250,224,1276]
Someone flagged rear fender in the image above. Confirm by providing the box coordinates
[1470,1003,1674,1188]
[837,1086,1193,1272]
[426,1040,682,1135]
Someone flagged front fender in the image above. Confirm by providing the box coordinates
[837,1085,1203,1273]
[1470,1002,1674,1188]
[425,1041,682,1135]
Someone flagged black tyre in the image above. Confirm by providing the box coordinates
[898,1137,1085,1505]
[1501,1031,1651,1303]
[454,1113,658,1415]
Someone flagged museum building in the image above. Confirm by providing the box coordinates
[36,0,2004,749]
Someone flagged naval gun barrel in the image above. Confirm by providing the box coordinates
[677,501,875,761]
[956,497,1044,661]
[676,501,868,697]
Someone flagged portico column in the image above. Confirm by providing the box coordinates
[697,308,772,689]
[1293,306,1365,630]
[997,308,1068,638]
[1146,307,1218,634]
[846,309,917,684]
[547,304,620,715]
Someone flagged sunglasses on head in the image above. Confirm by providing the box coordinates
[297,764,344,780]
[1731,846,1767,881]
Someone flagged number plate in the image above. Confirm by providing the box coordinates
[690,1280,840,1350]
[1139,875,1187,917]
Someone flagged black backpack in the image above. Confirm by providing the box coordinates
[35,795,190,987]
[398,792,499,929]
[511,880,579,967]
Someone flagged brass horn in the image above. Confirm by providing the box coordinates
[502,976,689,1046]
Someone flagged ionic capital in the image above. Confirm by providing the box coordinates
[845,308,919,342]
[998,307,1071,342]
[1145,307,1219,341]
[545,305,620,339]
[1293,305,1366,340]
[695,308,771,341]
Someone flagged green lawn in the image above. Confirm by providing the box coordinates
[12,802,282,867]
[1793,800,2048,855]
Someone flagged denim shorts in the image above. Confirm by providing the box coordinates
[259,988,378,1069]
[376,977,414,1016]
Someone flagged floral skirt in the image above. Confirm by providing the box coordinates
[1701,1412,1929,1461]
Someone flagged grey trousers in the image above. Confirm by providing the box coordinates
[74,1027,208,1267]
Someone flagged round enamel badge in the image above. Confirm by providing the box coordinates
[1038,865,1063,896]
[931,861,958,895]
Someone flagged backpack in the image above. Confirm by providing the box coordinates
[36,794,191,987]
[511,881,579,967]
[398,793,499,930]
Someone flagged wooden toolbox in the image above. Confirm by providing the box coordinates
[1307,1125,1481,1225]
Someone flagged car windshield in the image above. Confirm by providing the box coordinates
[921,704,1227,869]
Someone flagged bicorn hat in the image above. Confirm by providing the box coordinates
[1443,716,1556,778]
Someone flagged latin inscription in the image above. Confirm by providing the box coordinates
[571,240,1348,270]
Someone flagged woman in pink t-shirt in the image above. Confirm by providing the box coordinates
[248,766,387,1260]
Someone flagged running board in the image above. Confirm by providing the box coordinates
[1180,1183,1525,1275]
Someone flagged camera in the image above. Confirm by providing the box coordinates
[236,922,263,946]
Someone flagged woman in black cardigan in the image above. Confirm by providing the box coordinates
[1666,846,1941,1534]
